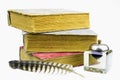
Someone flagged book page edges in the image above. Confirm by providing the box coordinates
[8,9,89,16]
[23,29,97,36]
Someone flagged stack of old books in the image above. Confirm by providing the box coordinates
[8,9,97,67]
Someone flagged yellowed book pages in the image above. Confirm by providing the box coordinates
[8,9,89,33]
[23,29,97,52]
[19,46,97,67]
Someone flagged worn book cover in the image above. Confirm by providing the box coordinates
[19,46,97,67]
[23,29,97,53]
[8,9,89,33]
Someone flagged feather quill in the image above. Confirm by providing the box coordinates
[9,60,84,77]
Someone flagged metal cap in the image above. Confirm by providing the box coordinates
[90,40,109,52]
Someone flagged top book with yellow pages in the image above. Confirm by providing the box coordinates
[8,9,89,33]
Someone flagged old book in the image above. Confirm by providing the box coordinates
[8,9,89,33]
[19,46,97,67]
[23,29,97,53]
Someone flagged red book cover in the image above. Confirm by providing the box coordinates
[32,52,83,59]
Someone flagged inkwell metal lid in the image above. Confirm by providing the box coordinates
[90,40,109,52]
[90,40,110,59]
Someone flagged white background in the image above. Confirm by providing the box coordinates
[0,0,120,80]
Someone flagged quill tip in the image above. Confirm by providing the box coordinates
[72,71,84,78]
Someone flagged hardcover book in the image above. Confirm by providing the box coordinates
[19,46,97,67]
[8,9,89,33]
[23,29,97,53]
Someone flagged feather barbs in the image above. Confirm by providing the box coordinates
[9,60,84,77]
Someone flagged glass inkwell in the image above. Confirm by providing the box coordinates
[84,40,112,73]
